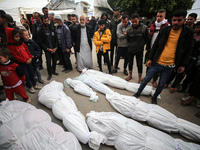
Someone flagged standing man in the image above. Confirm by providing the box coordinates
[126,13,149,83]
[112,14,130,75]
[110,7,122,67]
[37,15,59,80]
[32,12,42,42]
[134,10,194,104]
[89,16,97,34]
[69,14,78,32]
[65,14,72,27]
[72,15,93,72]
[42,7,48,16]
[49,13,55,30]
[146,9,169,87]
[54,14,73,73]
[186,13,197,29]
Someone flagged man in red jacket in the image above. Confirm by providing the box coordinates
[145,9,169,87]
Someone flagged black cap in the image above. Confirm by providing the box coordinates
[113,7,121,12]
[98,19,106,25]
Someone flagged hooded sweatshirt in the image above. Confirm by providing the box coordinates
[5,27,32,64]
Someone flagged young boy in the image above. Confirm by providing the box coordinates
[94,19,112,74]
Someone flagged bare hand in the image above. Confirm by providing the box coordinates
[147,60,152,68]
[177,67,185,73]
[66,49,70,52]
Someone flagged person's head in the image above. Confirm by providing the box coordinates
[20,29,29,41]
[80,15,86,27]
[91,16,95,20]
[42,7,48,16]
[194,21,200,34]
[41,15,49,28]
[67,14,71,21]
[0,12,7,26]
[172,9,187,30]
[54,14,62,25]
[187,13,197,27]
[21,14,24,19]
[0,47,11,64]
[113,7,121,18]
[71,14,77,24]
[156,9,166,23]
[33,12,41,24]
[98,19,106,31]
[101,12,108,20]
[12,28,20,42]
[4,14,14,24]
[76,15,79,23]
[49,13,55,22]
[121,14,129,27]
[131,13,140,27]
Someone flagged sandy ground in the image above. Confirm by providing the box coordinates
[0,43,200,149]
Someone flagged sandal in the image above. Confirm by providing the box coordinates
[180,100,192,106]
[125,76,132,81]
[195,112,200,118]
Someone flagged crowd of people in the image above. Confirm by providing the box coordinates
[0,7,200,118]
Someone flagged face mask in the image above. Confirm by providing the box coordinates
[54,23,59,27]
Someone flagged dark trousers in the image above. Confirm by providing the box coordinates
[110,42,117,66]
[114,46,128,70]
[57,47,63,64]
[189,68,200,97]
[128,51,143,74]
[138,63,173,98]
[44,50,57,76]
[19,63,36,89]
[146,66,159,82]
[97,51,112,73]
[61,51,73,70]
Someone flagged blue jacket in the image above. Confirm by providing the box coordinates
[55,23,72,52]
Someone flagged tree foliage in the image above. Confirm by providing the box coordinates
[108,0,195,18]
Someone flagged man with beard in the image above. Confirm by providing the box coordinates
[72,15,93,73]
[133,10,194,104]
[37,15,58,80]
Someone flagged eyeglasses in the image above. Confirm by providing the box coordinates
[157,15,163,18]
[172,19,183,22]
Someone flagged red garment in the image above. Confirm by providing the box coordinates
[5,27,32,63]
[0,62,25,86]
[149,22,169,39]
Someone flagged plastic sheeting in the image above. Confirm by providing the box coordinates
[105,93,200,142]
[86,111,200,150]
[38,81,107,150]
[64,78,99,102]
[0,100,81,150]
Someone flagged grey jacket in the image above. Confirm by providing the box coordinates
[117,22,130,47]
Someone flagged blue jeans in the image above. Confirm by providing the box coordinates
[138,63,173,98]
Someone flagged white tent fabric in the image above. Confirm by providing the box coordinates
[64,78,99,102]
[86,111,200,150]
[93,0,113,17]
[106,93,200,142]
[0,100,81,150]
[38,81,107,150]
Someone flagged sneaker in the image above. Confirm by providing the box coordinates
[112,68,117,73]
[47,75,52,80]
[62,69,67,72]
[52,72,59,76]
[34,84,42,90]
[133,92,140,98]
[170,88,175,93]
[38,79,45,84]
[181,96,191,101]
[26,97,31,103]
[124,69,128,76]
[65,69,72,73]
[29,87,36,94]
[151,97,157,104]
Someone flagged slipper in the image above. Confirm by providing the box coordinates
[195,112,200,118]
[180,100,192,106]
[125,76,132,81]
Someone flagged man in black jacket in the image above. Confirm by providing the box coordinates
[37,15,58,80]
[134,10,194,104]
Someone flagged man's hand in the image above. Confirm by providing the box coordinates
[177,67,185,73]
[48,48,53,53]
[26,59,31,64]
[66,49,70,53]
[147,60,152,68]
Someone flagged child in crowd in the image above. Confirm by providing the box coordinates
[20,29,45,84]
[5,27,41,93]
[0,47,30,102]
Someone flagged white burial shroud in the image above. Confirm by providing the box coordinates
[38,81,107,150]
[0,100,81,150]
[106,93,200,142]
[64,78,99,102]
[86,111,200,150]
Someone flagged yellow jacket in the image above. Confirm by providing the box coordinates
[94,28,112,53]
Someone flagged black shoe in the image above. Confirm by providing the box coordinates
[39,66,44,70]
[65,69,72,73]
[62,69,67,72]
[124,69,128,76]
[151,97,157,104]
[133,92,140,98]
[52,72,59,76]
[112,68,117,73]
[47,75,52,80]
[38,79,45,84]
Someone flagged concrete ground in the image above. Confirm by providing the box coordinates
[1,43,200,149]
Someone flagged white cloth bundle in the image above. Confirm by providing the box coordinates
[39,81,107,150]
[74,74,115,95]
[106,93,200,142]
[64,78,99,102]
[0,100,81,150]
[86,111,200,150]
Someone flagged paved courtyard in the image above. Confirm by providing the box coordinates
[0,43,199,149]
